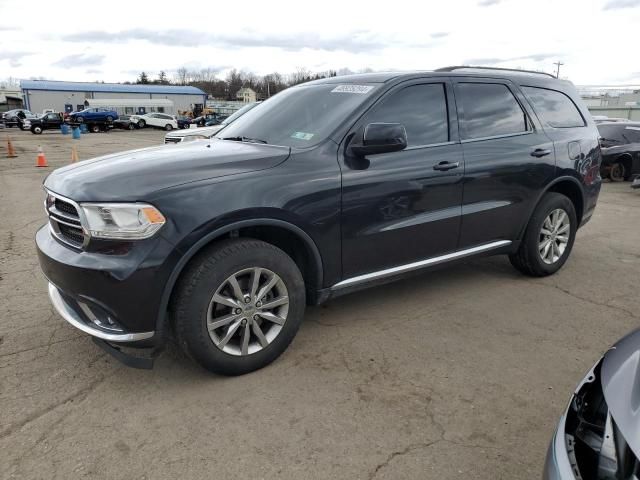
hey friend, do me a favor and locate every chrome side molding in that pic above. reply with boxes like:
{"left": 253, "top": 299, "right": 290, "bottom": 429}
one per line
{"left": 331, "top": 240, "right": 512, "bottom": 290}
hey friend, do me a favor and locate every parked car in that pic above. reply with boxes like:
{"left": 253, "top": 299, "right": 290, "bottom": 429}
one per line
{"left": 592, "top": 115, "right": 630, "bottom": 124}
{"left": 29, "top": 112, "right": 65, "bottom": 134}
{"left": 176, "top": 116, "right": 192, "bottom": 129}
{"left": 597, "top": 122, "right": 640, "bottom": 182}
{"left": 192, "top": 113, "right": 227, "bottom": 127}
{"left": 113, "top": 115, "right": 136, "bottom": 130}
{"left": 37, "top": 68, "right": 601, "bottom": 375}
{"left": 164, "top": 102, "right": 260, "bottom": 144}
{"left": 2, "top": 109, "right": 38, "bottom": 129}
{"left": 68, "top": 107, "right": 118, "bottom": 123}
{"left": 129, "top": 113, "right": 178, "bottom": 130}
{"left": 543, "top": 329, "right": 640, "bottom": 479}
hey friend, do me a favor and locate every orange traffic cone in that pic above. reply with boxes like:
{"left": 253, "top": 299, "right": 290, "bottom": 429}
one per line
{"left": 36, "top": 146, "right": 48, "bottom": 168}
{"left": 71, "top": 146, "right": 79, "bottom": 163}
{"left": 6, "top": 137, "right": 17, "bottom": 158}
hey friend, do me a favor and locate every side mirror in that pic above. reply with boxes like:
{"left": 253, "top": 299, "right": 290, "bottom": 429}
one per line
{"left": 350, "top": 123, "right": 408, "bottom": 157}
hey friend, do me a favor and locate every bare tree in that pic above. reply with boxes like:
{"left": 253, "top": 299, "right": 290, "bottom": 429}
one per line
{"left": 175, "top": 67, "right": 189, "bottom": 86}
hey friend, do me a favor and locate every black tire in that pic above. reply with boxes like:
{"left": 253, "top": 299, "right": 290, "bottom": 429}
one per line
{"left": 31, "top": 126, "right": 42, "bottom": 134}
{"left": 165, "top": 124, "right": 173, "bottom": 131}
{"left": 90, "top": 125, "right": 100, "bottom": 133}
{"left": 19, "top": 123, "right": 27, "bottom": 131}
{"left": 128, "top": 123, "right": 135, "bottom": 130}
{"left": 509, "top": 192, "right": 577, "bottom": 277}
{"left": 173, "top": 238, "right": 305, "bottom": 376}
{"left": 76, "top": 116, "right": 84, "bottom": 123}
{"left": 138, "top": 119, "right": 146, "bottom": 128}
{"left": 609, "top": 162, "right": 626, "bottom": 182}
{"left": 106, "top": 116, "right": 113, "bottom": 122}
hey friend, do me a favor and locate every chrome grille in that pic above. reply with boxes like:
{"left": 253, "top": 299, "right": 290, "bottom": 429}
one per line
{"left": 45, "top": 192, "right": 88, "bottom": 248}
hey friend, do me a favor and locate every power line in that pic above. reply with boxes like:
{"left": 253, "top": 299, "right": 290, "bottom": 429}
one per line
{"left": 553, "top": 61, "right": 564, "bottom": 79}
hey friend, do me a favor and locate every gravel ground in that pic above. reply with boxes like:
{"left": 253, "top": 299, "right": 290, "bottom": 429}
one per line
{"left": 1, "top": 127, "right": 639, "bottom": 479}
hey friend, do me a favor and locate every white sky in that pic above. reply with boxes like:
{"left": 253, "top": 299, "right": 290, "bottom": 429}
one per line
{"left": 1, "top": 0, "right": 639, "bottom": 85}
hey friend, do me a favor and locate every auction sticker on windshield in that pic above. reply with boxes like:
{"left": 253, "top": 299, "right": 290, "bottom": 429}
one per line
{"left": 331, "top": 85, "right": 374, "bottom": 94}
{"left": 291, "top": 131, "right": 314, "bottom": 140}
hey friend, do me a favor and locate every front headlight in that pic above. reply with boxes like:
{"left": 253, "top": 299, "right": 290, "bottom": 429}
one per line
{"left": 81, "top": 203, "right": 165, "bottom": 240}
{"left": 181, "top": 135, "right": 209, "bottom": 142}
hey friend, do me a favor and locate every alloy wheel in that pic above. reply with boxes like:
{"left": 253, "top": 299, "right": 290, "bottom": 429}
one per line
{"left": 539, "top": 208, "right": 570, "bottom": 264}
{"left": 207, "top": 267, "right": 289, "bottom": 356}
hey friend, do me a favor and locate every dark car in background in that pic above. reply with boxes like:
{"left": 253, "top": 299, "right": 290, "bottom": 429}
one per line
{"left": 29, "top": 112, "right": 64, "bottom": 134}
{"left": 193, "top": 112, "right": 227, "bottom": 127}
{"left": 68, "top": 107, "right": 118, "bottom": 123}
{"left": 3, "top": 109, "right": 38, "bottom": 129}
{"left": 597, "top": 122, "right": 640, "bottom": 181}
{"left": 543, "top": 329, "right": 640, "bottom": 479}
{"left": 176, "top": 116, "right": 192, "bottom": 129}
{"left": 113, "top": 115, "right": 136, "bottom": 130}
{"left": 37, "top": 67, "right": 601, "bottom": 376}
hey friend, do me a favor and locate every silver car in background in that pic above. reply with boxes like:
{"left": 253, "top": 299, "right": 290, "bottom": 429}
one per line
{"left": 164, "top": 102, "right": 260, "bottom": 144}
{"left": 544, "top": 329, "right": 640, "bottom": 479}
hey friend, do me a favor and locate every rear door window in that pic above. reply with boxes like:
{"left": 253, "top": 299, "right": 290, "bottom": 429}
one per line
{"left": 521, "top": 86, "right": 585, "bottom": 128}
{"left": 457, "top": 83, "right": 530, "bottom": 140}
{"left": 363, "top": 83, "right": 449, "bottom": 147}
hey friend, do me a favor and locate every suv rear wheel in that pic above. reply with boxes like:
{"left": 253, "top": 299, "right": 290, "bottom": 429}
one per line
{"left": 173, "top": 238, "right": 305, "bottom": 375}
{"left": 509, "top": 192, "right": 577, "bottom": 277}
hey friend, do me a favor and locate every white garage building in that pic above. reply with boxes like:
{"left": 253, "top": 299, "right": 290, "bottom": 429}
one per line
{"left": 21, "top": 80, "right": 206, "bottom": 115}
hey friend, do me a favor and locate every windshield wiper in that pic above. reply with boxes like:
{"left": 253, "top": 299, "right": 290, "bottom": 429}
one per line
{"left": 221, "top": 136, "right": 267, "bottom": 144}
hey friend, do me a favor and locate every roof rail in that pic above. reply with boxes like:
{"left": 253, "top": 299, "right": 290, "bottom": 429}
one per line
{"left": 435, "top": 65, "right": 557, "bottom": 79}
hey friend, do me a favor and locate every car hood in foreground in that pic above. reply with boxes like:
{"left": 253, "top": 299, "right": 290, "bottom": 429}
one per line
{"left": 44, "top": 139, "right": 290, "bottom": 201}
{"left": 602, "top": 328, "right": 640, "bottom": 457}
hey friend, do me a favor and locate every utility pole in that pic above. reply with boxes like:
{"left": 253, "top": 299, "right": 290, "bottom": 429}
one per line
{"left": 553, "top": 61, "right": 564, "bottom": 79}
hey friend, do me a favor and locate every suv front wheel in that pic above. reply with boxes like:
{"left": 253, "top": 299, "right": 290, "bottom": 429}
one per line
{"left": 173, "top": 238, "right": 305, "bottom": 375}
{"left": 509, "top": 192, "right": 577, "bottom": 277}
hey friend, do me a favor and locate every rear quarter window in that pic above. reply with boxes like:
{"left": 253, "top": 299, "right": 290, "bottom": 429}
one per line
{"left": 521, "top": 86, "right": 585, "bottom": 128}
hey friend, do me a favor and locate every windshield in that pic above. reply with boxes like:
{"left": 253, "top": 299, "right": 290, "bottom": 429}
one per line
{"left": 217, "top": 83, "right": 378, "bottom": 148}
{"left": 221, "top": 102, "right": 259, "bottom": 126}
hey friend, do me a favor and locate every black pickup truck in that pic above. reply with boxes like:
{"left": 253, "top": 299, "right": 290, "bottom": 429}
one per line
{"left": 29, "top": 112, "right": 65, "bottom": 134}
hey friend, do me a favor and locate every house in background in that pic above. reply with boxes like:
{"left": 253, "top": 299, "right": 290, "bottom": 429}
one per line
{"left": 0, "top": 84, "right": 23, "bottom": 112}
{"left": 236, "top": 87, "right": 257, "bottom": 103}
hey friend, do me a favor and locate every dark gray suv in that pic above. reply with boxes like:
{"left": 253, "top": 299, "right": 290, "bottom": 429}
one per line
{"left": 37, "top": 66, "right": 602, "bottom": 375}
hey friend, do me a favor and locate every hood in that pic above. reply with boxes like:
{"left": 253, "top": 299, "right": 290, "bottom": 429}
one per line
{"left": 167, "top": 125, "right": 224, "bottom": 139}
{"left": 601, "top": 328, "right": 640, "bottom": 458}
{"left": 44, "top": 138, "right": 290, "bottom": 201}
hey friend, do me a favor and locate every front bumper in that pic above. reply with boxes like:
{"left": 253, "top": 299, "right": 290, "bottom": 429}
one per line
{"left": 632, "top": 176, "right": 640, "bottom": 189}
{"left": 48, "top": 282, "right": 154, "bottom": 342}
{"left": 36, "top": 225, "right": 177, "bottom": 345}
{"left": 543, "top": 412, "right": 577, "bottom": 480}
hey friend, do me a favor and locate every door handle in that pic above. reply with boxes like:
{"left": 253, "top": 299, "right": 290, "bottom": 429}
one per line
{"left": 433, "top": 161, "right": 460, "bottom": 171}
{"left": 531, "top": 148, "right": 552, "bottom": 158}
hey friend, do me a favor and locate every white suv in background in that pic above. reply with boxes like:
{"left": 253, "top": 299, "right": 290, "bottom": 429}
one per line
{"left": 130, "top": 113, "right": 178, "bottom": 130}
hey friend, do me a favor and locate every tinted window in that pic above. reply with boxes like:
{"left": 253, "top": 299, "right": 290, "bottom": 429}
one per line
{"left": 458, "top": 83, "right": 529, "bottom": 139}
{"left": 623, "top": 125, "right": 640, "bottom": 143}
{"left": 364, "top": 84, "right": 449, "bottom": 146}
{"left": 598, "top": 124, "right": 640, "bottom": 145}
{"left": 522, "top": 86, "right": 585, "bottom": 128}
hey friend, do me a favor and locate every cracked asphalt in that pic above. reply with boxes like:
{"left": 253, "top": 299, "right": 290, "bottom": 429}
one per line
{"left": 1, "top": 127, "right": 639, "bottom": 479}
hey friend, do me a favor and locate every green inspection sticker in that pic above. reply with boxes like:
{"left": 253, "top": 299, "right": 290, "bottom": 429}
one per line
{"left": 291, "top": 131, "right": 314, "bottom": 141}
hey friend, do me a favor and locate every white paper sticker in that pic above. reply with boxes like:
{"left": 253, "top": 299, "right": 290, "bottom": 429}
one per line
{"left": 331, "top": 85, "right": 374, "bottom": 94}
